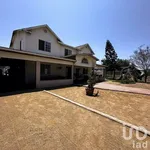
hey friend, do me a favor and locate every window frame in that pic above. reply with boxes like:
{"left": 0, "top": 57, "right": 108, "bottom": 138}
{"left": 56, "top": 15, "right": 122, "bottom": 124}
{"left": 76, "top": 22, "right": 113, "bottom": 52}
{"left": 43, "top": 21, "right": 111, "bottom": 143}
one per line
{"left": 39, "top": 39, "right": 51, "bottom": 52}
{"left": 82, "top": 58, "right": 88, "bottom": 64}
{"left": 65, "top": 49, "right": 72, "bottom": 56}
{"left": 44, "top": 41, "right": 51, "bottom": 52}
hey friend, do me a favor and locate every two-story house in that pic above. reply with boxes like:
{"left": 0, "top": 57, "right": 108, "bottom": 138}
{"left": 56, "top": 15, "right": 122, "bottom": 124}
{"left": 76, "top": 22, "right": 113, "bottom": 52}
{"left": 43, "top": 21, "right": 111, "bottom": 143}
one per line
{"left": 0, "top": 24, "right": 99, "bottom": 92}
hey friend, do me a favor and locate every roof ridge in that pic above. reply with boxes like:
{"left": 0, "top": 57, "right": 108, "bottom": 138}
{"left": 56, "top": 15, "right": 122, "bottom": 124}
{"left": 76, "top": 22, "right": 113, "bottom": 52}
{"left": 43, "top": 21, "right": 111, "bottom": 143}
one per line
{"left": 14, "top": 24, "right": 48, "bottom": 31}
{"left": 75, "top": 43, "right": 88, "bottom": 48}
{"left": 10, "top": 24, "right": 63, "bottom": 47}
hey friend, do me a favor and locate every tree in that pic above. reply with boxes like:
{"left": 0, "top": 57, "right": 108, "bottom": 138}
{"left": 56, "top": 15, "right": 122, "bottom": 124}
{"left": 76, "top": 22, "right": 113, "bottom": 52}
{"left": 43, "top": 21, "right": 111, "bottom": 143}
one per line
{"left": 103, "top": 40, "right": 118, "bottom": 79}
{"left": 86, "top": 69, "right": 97, "bottom": 96}
{"left": 118, "top": 63, "right": 143, "bottom": 82}
{"left": 102, "top": 58, "right": 129, "bottom": 70}
{"left": 116, "top": 59, "right": 130, "bottom": 70}
{"left": 130, "top": 46, "right": 150, "bottom": 83}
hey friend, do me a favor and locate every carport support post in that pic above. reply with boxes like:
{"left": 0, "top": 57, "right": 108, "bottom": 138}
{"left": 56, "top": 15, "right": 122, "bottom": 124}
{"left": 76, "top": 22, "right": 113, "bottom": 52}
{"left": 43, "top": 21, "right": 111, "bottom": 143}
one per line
{"left": 36, "top": 61, "right": 40, "bottom": 88}
{"left": 72, "top": 65, "right": 74, "bottom": 80}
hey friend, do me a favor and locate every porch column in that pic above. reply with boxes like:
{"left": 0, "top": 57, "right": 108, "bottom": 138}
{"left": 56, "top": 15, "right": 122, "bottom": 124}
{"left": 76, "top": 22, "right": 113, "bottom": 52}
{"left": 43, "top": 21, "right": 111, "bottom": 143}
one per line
{"left": 36, "top": 61, "right": 40, "bottom": 88}
{"left": 72, "top": 65, "right": 74, "bottom": 80}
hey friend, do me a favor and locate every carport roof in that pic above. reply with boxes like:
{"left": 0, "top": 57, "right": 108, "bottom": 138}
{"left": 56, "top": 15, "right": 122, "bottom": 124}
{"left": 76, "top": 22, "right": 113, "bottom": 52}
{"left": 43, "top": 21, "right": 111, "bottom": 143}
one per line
{"left": 0, "top": 46, "right": 76, "bottom": 63}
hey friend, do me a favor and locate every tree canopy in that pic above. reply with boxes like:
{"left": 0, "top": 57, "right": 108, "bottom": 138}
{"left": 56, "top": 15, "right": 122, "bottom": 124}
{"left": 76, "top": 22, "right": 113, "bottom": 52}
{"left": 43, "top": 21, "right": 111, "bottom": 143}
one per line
{"left": 105, "top": 40, "right": 118, "bottom": 69}
{"left": 130, "top": 46, "right": 150, "bottom": 82}
{"left": 102, "top": 40, "right": 118, "bottom": 79}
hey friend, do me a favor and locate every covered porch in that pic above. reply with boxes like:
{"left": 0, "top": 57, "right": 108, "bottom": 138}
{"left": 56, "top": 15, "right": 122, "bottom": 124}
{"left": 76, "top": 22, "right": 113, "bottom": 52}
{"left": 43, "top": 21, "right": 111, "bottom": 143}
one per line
{"left": 0, "top": 47, "right": 74, "bottom": 92}
{"left": 0, "top": 57, "right": 36, "bottom": 93}
{"left": 74, "top": 66, "right": 93, "bottom": 83}
{"left": 36, "top": 62, "right": 73, "bottom": 88}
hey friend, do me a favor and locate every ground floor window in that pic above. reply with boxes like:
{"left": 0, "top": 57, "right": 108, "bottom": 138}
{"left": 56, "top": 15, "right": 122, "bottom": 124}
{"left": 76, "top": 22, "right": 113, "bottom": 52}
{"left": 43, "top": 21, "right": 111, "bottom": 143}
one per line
{"left": 82, "top": 58, "right": 88, "bottom": 64}
{"left": 40, "top": 63, "right": 51, "bottom": 80}
{"left": 40, "top": 63, "right": 72, "bottom": 80}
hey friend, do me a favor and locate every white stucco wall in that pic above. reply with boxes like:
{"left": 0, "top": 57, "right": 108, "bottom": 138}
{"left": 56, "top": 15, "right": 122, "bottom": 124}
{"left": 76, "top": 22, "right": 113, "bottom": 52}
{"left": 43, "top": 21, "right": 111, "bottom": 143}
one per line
{"left": 95, "top": 65, "right": 106, "bottom": 76}
{"left": 75, "top": 55, "right": 96, "bottom": 68}
{"left": 11, "top": 27, "right": 78, "bottom": 57}
{"left": 25, "top": 28, "right": 63, "bottom": 57}
{"left": 60, "top": 45, "right": 77, "bottom": 56}
{"left": 37, "top": 79, "right": 73, "bottom": 88}
{"left": 11, "top": 31, "right": 26, "bottom": 50}
{"left": 78, "top": 47, "right": 92, "bottom": 54}
{"left": 10, "top": 27, "right": 98, "bottom": 70}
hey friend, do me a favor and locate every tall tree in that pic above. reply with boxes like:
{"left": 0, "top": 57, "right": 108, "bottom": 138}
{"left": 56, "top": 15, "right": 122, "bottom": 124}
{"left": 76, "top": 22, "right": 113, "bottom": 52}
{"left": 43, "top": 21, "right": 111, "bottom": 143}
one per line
{"left": 130, "top": 46, "right": 150, "bottom": 83}
{"left": 104, "top": 40, "right": 118, "bottom": 79}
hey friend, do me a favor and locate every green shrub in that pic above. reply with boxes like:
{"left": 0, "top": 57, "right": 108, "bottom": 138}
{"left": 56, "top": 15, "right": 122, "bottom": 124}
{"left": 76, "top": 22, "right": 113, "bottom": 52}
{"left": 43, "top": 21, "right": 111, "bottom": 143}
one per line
{"left": 120, "top": 79, "right": 135, "bottom": 84}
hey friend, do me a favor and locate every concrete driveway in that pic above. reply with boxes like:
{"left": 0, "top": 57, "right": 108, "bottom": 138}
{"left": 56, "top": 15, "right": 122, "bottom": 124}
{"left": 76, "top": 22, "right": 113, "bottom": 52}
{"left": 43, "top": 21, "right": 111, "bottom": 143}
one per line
{"left": 95, "top": 82, "right": 150, "bottom": 95}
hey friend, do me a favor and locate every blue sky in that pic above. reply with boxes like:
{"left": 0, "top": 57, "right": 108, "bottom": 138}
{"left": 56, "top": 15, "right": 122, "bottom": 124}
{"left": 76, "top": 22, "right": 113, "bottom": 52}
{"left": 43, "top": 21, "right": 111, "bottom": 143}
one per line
{"left": 0, "top": 0, "right": 150, "bottom": 62}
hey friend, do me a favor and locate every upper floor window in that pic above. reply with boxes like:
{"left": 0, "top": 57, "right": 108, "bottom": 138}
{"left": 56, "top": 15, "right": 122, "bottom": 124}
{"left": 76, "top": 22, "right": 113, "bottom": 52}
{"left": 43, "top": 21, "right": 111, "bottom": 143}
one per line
{"left": 39, "top": 40, "right": 51, "bottom": 52}
{"left": 65, "top": 49, "right": 72, "bottom": 56}
{"left": 82, "top": 58, "right": 88, "bottom": 64}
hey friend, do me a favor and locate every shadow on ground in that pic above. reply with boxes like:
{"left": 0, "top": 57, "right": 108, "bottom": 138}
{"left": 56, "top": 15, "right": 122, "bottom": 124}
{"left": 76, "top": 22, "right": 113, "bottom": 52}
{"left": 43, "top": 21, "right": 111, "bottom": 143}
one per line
{"left": 0, "top": 84, "right": 87, "bottom": 97}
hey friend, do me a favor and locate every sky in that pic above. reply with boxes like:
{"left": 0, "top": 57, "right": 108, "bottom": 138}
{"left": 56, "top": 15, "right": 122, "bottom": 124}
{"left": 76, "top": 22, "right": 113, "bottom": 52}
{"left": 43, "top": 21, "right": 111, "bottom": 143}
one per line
{"left": 0, "top": 0, "right": 150, "bottom": 62}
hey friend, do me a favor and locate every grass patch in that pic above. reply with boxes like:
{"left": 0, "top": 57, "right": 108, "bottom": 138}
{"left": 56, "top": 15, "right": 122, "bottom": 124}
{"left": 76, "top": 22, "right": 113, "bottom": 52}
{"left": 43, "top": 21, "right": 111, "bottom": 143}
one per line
{"left": 108, "top": 79, "right": 136, "bottom": 84}
{"left": 106, "top": 80, "right": 150, "bottom": 90}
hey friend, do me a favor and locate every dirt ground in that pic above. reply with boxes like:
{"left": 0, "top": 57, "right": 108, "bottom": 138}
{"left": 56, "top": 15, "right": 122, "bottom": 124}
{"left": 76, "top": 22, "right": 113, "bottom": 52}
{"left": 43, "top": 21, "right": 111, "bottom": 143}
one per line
{"left": 50, "top": 86, "right": 150, "bottom": 131}
{"left": 107, "top": 80, "right": 150, "bottom": 90}
{"left": 0, "top": 90, "right": 150, "bottom": 150}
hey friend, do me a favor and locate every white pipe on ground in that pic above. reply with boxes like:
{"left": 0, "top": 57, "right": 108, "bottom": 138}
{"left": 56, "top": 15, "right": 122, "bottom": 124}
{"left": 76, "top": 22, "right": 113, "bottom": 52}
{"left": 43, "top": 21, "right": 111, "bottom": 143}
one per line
{"left": 43, "top": 90, "right": 150, "bottom": 136}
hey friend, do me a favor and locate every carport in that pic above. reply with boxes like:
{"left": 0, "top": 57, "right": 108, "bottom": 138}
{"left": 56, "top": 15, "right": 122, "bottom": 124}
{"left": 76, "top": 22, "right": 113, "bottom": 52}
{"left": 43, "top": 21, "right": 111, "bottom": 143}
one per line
{"left": 0, "top": 57, "right": 36, "bottom": 93}
{"left": 0, "top": 47, "right": 75, "bottom": 93}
